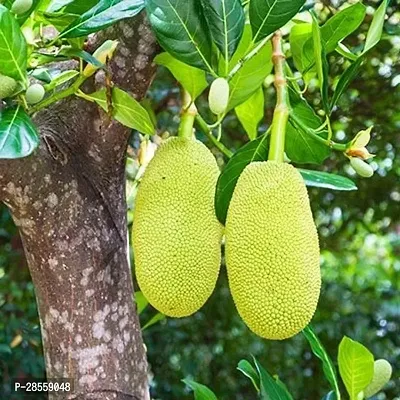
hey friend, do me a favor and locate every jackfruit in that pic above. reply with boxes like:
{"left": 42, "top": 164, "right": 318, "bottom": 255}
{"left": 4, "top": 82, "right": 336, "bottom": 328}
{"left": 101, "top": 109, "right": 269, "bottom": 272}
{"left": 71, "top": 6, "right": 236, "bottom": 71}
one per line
{"left": 209, "top": 78, "right": 230, "bottom": 115}
{"left": 225, "top": 161, "right": 320, "bottom": 340}
{"left": 133, "top": 137, "right": 222, "bottom": 317}
{"left": 0, "top": 74, "right": 17, "bottom": 99}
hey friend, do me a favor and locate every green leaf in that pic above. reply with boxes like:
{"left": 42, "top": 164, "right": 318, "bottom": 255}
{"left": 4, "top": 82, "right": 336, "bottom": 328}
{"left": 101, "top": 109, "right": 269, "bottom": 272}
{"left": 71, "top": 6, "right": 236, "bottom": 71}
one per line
{"left": 322, "top": 391, "right": 337, "bottom": 400}
{"left": 146, "top": 0, "right": 213, "bottom": 73}
{"left": 363, "top": 0, "right": 388, "bottom": 53}
{"left": 134, "top": 291, "right": 148, "bottom": 315}
{"left": 47, "top": 0, "right": 98, "bottom": 14}
{"left": 235, "top": 87, "right": 264, "bottom": 140}
{"left": 250, "top": 0, "right": 305, "bottom": 43}
{"left": 253, "top": 356, "right": 292, "bottom": 400}
{"left": 299, "top": 169, "right": 357, "bottom": 191}
{"left": 290, "top": 3, "right": 366, "bottom": 73}
{"left": 311, "top": 12, "right": 329, "bottom": 113}
{"left": 60, "top": 0, "right": 145, "bottom": 38}
{"left": 338, "top": 336, "right": 374, "bottom": 400}
{"left": 228, "top": 26, "right": 272, "bottom": 110}
{"left": 302, "top": 326, "right": 341, "bottom": 399}
{"left": 330, "top": 57, "right": 363, "bottom": 110}
{"left": 182, "top": 379, "right": 218, "bottom": 400}
{"left": 214, "top": 134, "right": 269, "bottom": 225}
{"left": 0, "top": 5, "right": 27, "bottom": 81}
{"left": 154, "top": 53, "right": 208, "bottom": 100}
{"left": 0, "top": 106, "right": 40, "bottom": 159}
{"left": 237, "top": 359, "right": 260, "bottom": 392}
{"left": 60, "top": 48, "right": 104, "bottom": 69}
{"left": 45, "top": 70, "right": 79, "bottom": 90}
{"left": 30, "top": 68, "right": 53, "bottom": 83}
{"left": 83, "top": 87, "right": 155, "bottom": 135}
{"left": 200, "top": 0, "right": 245, "bottom": 63}
{"left": 286, "top": 88, "right": 330, "bottom": 164}
{"left": 142, "top": 312, "right": 166, "bottom": 330}
{"left": 38, "top": 11, "right": 79, "bottom": 32}
{"left": 275, "top": 377, "right": 294, "bottom": 400}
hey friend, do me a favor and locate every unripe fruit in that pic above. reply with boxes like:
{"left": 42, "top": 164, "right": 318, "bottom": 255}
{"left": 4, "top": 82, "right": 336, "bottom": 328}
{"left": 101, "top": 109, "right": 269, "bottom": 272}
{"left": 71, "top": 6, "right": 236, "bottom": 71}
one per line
{"left": 350, "top": 157, "right": 374, "bottom": 178}
{"left": 133, "top": 137, "right": 223, "bottom": 317}
{"left": 364, "top": 359, "right": 392, "bottom": 398}
{"left": 225, "top": 161, "right": 320, "bottom": 340}
{"left": 26, "top": 84, "right": 45, "bottom": 104}
{"left": 11, "top": 0, "right": 33, "bottom": 15}
{"left": 0, "top": 74, "right": 18, "bottom": 99}
{"left": 209, "top": 77, "right": 229, "bottom": 115}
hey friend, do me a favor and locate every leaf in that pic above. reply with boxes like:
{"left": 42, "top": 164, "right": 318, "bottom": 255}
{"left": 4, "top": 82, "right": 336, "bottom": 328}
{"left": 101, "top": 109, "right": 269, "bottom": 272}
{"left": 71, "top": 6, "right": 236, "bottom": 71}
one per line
{"left": 60, "top": 48, "right": 105, "bottom": 69}
{"left": 299, "top": 169, "right": 357, "bottom": 191}
{"left": 322, "top": 391, "right": 337, "bottom": 400}
{"left": 38, "top": 11, "right": 79, "bottom": 32}
{"left": 235, "top": 87, "right": 264, "bottom": 140}
{"left": 142, "top": 312, "right": 166, "bottom": 330}
{"left": 302, "top": 326, "right": 341, "bottom": 399}
{"left": 253, "top": 356, "right": 293, "bottom": 400}
{"left": 45, "top": 70, "right": 79, "bottom": 90}
{"left": 4, "top": 0, "right": 40, "bottom": 25}
{"left": 363, "top": 0, "right": 388, "bottom": 53}
{"left": 182, "top": 379, "right": 218, "bottom": 400}
{"left": 134, "top": 291, "right": 148, "bottom": 315}
{"left": 214, "top": 134, "right": 269, "bottom": 225}
{"left": 146, "top": 0, "right": 213, "bottom": 72}
{"left": 228, "top": 26, "right": 272, "bottom": 110}
{"left": 275, "top": 377, "right": 294, "bottom": 400}
{"left": 60, "top": 0, "right": 145, "bottom": 38}
{"left": 338, "top": 336, "right": 374, "bottom": 400}
{"left": 84, "top": 87, "right": 155, "bottom": 135}
{"left": 250, "top": 0, "right": 305, "bottom": 43}
{"left": 311, "top": 12, "right": 329, "bottom": 113}
{"left": 47, "top": 0, "right": 98, "bottom": 14}
{"left": 330, "top": 57, "right": 363, "bottom": 110}
{"left": 200, "top": 0, "right": 245, "bottom": 64}
{"left": 154, "top": 53, "right": 208, "bottom": 100}
{"left": 286, "top": 88, "right": 330, "bottom": 164}
{"left": 0, "top": 5, "right": 27, "bottom": 81}
{"left": 237, "top": 359, "right": 260, "bottom": 392}
{"left": 290, "top": 3, "right": 366, "bottom": 73}
{"left": 0, "top": 106, "right": 40, "bottom": 159}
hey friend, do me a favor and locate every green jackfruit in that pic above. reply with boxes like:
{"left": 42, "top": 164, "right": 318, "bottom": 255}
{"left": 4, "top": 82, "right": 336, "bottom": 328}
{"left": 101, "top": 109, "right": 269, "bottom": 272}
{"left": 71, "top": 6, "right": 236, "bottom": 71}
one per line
{"left": 133, "top": 137, "right": 222, "bottom": 317}
{"left": 0, "top": 74, "right": 17, "bottom": 99}
{"left": 225, "top": 161, "right": 321, "bottom": 340}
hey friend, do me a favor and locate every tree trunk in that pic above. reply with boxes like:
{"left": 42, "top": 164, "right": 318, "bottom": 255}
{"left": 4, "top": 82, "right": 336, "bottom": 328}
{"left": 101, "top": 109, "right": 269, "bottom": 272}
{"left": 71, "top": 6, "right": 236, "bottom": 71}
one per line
{"left": 0, "top": 13, "right": 158, "bottom": 400}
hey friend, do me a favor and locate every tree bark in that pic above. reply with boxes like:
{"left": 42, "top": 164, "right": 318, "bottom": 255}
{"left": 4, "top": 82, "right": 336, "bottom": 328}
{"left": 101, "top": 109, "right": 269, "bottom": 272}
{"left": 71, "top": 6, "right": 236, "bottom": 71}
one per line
{"left": 0, "top": 13, "right": 158, "bottom": 400}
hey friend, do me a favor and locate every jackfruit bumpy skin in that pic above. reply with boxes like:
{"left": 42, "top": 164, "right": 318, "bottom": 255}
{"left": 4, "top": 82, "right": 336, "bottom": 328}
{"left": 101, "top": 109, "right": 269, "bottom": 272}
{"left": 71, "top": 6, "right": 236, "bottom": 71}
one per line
{"left": 225, "top": 161, "right": 321, "bottom": 340}
{"left": 133, "top": 137, "right": 223, "bottom": 317}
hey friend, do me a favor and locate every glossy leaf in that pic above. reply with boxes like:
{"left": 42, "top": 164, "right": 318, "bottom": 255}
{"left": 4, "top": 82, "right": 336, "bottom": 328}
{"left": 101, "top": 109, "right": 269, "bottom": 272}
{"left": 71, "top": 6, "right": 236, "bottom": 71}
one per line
{"left": 182, "top": 379, "right": 218, "bottom": 400}
{"left": 146, "top": 0, "right": 213, "bottom": 72}
{"left": 61, "top": 0, "right": 145, "bottom": 38}
{"left": 0, "top": 5, "right": 27, "bottom": 81}
{"left": 84, "top": 87, "right": 155, "bottom": 135}
{"left": 331, "top": 57, "right": 363, "bottom": 110}
{"left": 154, "top": 53, "right": 208, "bottom": 100}
{"left": 322, "top": 391, "right": 337, "bottom": 400}
{"left": 311, "top": 12, "right": 329, "bottom": 113}
{"left": 250, "top": 0, "right": 305, "bottom": 43}
{"left": 286, "top": 88, "right": 330, "bottom": 164}
{"left": 237, "top": 359, "right": 260, "bottom": 392}
{"left": 47, "top": 0, "right": 98, "bottom": 14}
{"left": 214, "top": 134, "right": 269, "bottom": 225}
{"left": 302, "top": 326, "right": 341, "bottom": 399}
{"left": 228, "top": 26, "right": 272, "bottom": 110}
{"left": 235, "top": 87, "right": 264, "bottom": 140}
{"left": 290, "top": 23, "right": 313, "bottom": 73}
{"left": 253, "top": 356, "right": 292, "bottom": 400}
{"left": 338, "top": 336, "right": 374, "bottom": 400}
{"left": 38, "top": 11, "right": 79, "bottom": 32}
{"left": 45, "top": 70, "right": 79, "bottom": 90}
{"left": 364, "top": 0, "right": 388, "bottom": 53}
{"left": 60, "top": 48, "right": 104, "bottom": 69}
{"left": 200, "top": 0, "right": 245, "bottom": 63}
{"left": 0, "top": 106, "right": 40, "bottom": 159}
{"left": 299, "top": 169, "right": 357, "bottom": 191}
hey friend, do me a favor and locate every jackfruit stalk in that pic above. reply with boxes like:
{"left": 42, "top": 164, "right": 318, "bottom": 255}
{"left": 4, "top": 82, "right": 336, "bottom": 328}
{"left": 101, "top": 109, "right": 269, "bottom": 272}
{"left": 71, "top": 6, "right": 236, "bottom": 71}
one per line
{"left": 225, "top": 161, "right": 321, "bottom": 340}
{"left": 133, "top": 137, "right": 222, "bottom": 317}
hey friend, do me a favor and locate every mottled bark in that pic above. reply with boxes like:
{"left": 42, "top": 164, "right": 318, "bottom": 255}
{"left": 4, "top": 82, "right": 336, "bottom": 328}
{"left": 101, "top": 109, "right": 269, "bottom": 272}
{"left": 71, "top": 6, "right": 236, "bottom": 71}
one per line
{"left": 0, "top": 13, "right": 158, "bottom": 400}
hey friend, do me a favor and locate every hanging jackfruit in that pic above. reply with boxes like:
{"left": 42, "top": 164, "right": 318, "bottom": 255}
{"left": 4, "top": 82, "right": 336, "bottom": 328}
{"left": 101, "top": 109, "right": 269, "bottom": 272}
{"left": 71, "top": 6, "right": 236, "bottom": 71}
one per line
{"left": 0, "top": 74, "right": 17, "bottom": 99}
{"left": 225, "top": 161, "right": 320, "bottom": 340}
{"left": 133, "top": 137, "right": 223, "bottom": 317}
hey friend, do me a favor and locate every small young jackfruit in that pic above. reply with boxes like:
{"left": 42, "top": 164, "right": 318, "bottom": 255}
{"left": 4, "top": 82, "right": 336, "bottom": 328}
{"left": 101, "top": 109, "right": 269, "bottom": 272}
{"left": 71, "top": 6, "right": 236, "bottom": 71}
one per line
{"left": 133, "top": 137, "right": 223, "bottom": 317}
{"left": 209, "top": 77, "right": 230, "bottom": 115}
{"left": 0, "top": 74, "right": 18, "bottom": 99}
{"left": 225, "top": 161, "right": 321, "bottom": 340}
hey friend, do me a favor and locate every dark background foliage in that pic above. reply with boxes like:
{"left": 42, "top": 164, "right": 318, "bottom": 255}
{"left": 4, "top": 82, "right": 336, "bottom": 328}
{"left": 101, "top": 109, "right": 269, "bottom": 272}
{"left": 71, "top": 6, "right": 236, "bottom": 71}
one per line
{"left": 1, "top": 1, "right": 399, "bottom": 399}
